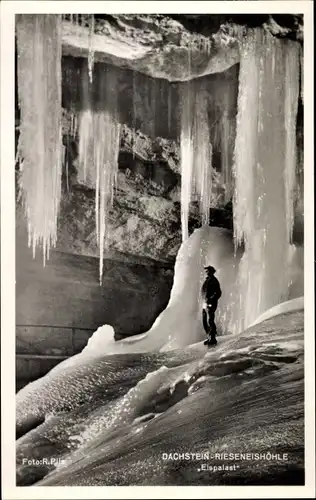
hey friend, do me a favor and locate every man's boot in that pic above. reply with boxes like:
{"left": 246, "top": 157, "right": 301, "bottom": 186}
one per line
{"left": 209, "top": 335, "right": 217, "bottom": 345}
{"left": 209, "top": 327, "right": 217, "bottom": 345}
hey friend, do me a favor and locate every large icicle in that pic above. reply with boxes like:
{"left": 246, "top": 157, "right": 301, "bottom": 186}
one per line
{"left": 192, "top": 80, "right": 212, "bottom": 225}
{"left": 284, "top": 40, "right": 300, "bottom": 241}
{"left": 95, "top": 111, "right": 121, "bottom": 283}
{"left": 180, "top": 76, "right": 213, "bottom": 240}
{"left": 77, "top": 64, "right": 121, "bottom": 284}
{"left": 167, "top": 84, "right": 172, "bottom": 134}
{"left": 300, "top": 44, "right": 304, "bottom": 103}
{"left": 220, "top": 85, "right": 236, "bottom": 205}
{"left": 180, "top": 80, "right": 194, "bottom": 241}
{"left": 88, "top": 14, "right": 95, "bottom": 83}
{"left": 233, "top": 28, "right": 300, "bottom": 330}
{"left": 78, "top": 65, "right": 94, "bottom": 187}
{"left": 132, "top": 71, "right": 137, "bottom": 156}
{"left": 16, "top": 14, "right": 63, "bottom": 264}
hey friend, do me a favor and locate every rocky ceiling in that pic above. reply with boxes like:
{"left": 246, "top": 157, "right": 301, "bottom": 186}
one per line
{"left": 62, "top": 13, "right": 303, "bottom": 81}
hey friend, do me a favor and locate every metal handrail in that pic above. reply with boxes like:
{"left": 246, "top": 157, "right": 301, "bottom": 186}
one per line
{"left": 16, "top": 353, "right": 69, "bottom": 360}
{"left": 16, "top": 324, "right": 96, "bottom": 332}
{"left": 16, "top": 324, "right": 96, "bottom": 357}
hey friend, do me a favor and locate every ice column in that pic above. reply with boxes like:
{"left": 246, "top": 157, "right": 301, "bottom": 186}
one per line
{"left": 233, "top": 28, "right": 301, "bottom": 330}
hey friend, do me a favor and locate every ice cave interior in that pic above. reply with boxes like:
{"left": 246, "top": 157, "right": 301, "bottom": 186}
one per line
{"left": 14, "top": 14, "right": 306, "bottom": 488}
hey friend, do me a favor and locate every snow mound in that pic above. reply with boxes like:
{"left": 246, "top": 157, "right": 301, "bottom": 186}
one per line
{"left": 250, "top": 296, "right": 304, "bottom": 327}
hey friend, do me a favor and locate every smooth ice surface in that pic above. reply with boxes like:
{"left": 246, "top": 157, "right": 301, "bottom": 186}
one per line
{"left": 80, "top": 225, "right": 243, "bottom": 355}
{"left": 16, "top": 310, "right": 304, "bottom": 486}
{"left": 16, "top": 15, "right": 63, "bottom": 264}
{"left": 250, "top": 296, "right": 303, "bottom": 327}
{"left": 233, "top": 29, "right": 301, "bottom": 330}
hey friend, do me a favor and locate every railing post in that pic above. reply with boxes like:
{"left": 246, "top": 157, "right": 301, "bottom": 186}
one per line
{"left": 71, "top": 327, "right": 75, "bottom": 355}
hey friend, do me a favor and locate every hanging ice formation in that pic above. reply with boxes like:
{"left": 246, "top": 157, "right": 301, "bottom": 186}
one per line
{"left": 180, "top": 50, "right": 213, "bottom": 241}
{"left": 78, "top": 66, "right": 93, "bottom": 186}
{"left": 150, "top": 77, "right": 156, "bottom": 140}
{"left": 16, "top": 14, "right": 63, "bottom": 264}
{"left": 180, "top": 80, "right": 194, "bottom": 242}
{"left": 167, "top": 84, "right": 172, "bottom": 134}
{"left": 192, "top": 81, "right": 213, "bottom": 226}
{"left": 88, "top": 15, "right": 95, "bottom": 83}
{"left": 300, "top": 44, "right": 304, "bottom": 103}
{"left": 233, "top": 28, "right": 300, "bottom": 330}
{"left": 78, "top": 64, "right": 121, "bottom": 284}
{"left": 132, "top": 71, "right": 137, "bottom": 156}
{"left": 284, "top": 40, "right": 300, "bottom": 241}
{"left": 220, "top": 83, "right": 236, "bottom": 205}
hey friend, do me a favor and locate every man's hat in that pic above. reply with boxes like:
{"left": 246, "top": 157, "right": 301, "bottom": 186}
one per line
{"left": 204, "top": 265, "right": 216, "bottom": 273}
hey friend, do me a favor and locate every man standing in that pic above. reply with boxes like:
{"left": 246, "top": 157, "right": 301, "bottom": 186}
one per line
{"left": 201, "top": 266, "right": 222, "bottom": 345}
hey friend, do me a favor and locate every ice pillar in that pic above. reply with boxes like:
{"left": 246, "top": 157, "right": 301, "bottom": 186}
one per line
{"left": 233, "top": 28, "right": 301, "bottom": 329}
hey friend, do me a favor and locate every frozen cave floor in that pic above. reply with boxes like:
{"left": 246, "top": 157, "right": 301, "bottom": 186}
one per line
{"left": 16, "top": 309, "right": 304, "bottom": 486}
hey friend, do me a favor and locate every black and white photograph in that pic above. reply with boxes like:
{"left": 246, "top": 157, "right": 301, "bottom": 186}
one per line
{"left": 1, "top": 1, "right": 315, "bottom": 497}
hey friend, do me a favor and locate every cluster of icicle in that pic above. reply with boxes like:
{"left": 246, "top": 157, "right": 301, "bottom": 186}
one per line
{"left": 16, "top": 15, "right": 63, "bottom": 264}
{"left": 77, "top": 65, "right": 121, "bottom": 284}
{"left": 180, "top": 78, "right": 213, "bottom": 241}
{"left": 180, "top": 32, "right": 212, "bottom": 57}
{"left": 17, "top": 14, "right": 120, "bottom": 283}
{"left": 179, "top": 45, "right": 238, "bottom": 241}
{"left": 62, "top": 14, "right": 96, "bottom": 83}
{"left": 233, "top": 28, "right": 300, "bottom": 330}
{"left": 61, "top": 14, "right": 93, "bottom": 28}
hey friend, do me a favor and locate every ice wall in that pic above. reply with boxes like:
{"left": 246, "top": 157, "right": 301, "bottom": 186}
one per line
{"left": 80, "top": 225, "right": 241, "bottom": 356}
{"left": 233, "top": 28, "right": 301, "bottom": 330}
{"left": 16, "top": 15, "right": 63, "bottom": 264}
